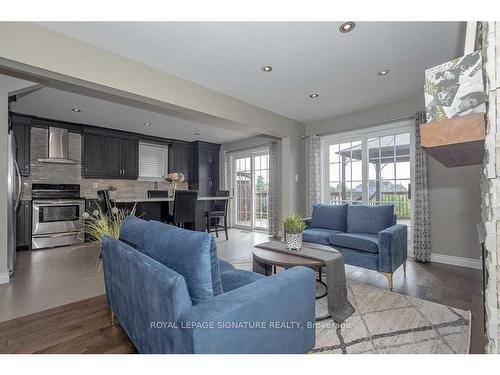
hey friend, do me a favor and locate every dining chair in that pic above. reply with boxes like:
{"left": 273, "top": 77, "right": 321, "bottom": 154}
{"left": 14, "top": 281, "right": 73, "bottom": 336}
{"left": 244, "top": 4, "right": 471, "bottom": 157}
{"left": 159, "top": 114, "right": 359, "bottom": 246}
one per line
{"left": 167, "top": 190, "right": 199, "bottom": 229}
{"left": 147, "top": 190, "right": 170, "bottom": 222}
{"left": 205, "top": 190, "right": 229, "bottom": 240}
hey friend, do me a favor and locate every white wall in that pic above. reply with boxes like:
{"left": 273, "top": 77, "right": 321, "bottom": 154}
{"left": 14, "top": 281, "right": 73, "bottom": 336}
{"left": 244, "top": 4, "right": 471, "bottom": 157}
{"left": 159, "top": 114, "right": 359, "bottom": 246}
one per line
{"left": 306, "top": 96, "right": 424, "bottom": 136}
{"left": 282, "top": 134, "right": 306, "bottom": 217}
{"left": 428, "top": 158, "right": 481, "bottom": 260}
{"left": 304, "top": 95, "right": 481, "bottom": 262}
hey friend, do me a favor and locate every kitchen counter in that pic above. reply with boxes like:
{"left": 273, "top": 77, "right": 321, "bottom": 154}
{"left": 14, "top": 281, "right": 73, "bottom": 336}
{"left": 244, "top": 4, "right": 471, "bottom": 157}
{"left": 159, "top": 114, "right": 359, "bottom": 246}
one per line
{"left": 113, "top": 196, "right": 232, "bottom": 203}
{"left": 110, "top": 195, "right": 232, "bottom": 231}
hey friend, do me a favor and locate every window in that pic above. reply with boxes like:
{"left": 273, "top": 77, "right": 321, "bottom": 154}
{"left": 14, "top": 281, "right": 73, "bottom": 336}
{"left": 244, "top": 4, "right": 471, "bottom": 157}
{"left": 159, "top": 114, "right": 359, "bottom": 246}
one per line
{"left": 328, "top": 140, "right": 362, "bottom": 204}
{"left": 138, "top": 142, "right": 168, "bottom": 180}
{"left": 322, "top": 120, "right": 414, "bottom": 227}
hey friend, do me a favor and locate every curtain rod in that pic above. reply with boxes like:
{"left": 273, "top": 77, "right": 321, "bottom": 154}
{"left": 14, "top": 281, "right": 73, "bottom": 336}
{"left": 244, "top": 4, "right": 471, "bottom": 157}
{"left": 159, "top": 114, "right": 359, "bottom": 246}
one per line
{"left": 223, "top": 140, "right": 278, "bottom": 155}
{"left": 302, "top": 114, "right": 416, "bottom": 139}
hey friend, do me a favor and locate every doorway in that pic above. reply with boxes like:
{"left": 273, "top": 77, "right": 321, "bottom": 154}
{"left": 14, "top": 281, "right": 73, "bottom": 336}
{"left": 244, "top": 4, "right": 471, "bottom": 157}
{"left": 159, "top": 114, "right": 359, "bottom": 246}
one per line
{"left": 322, "top": 120, "right": 415, "bottom": 254}
{"left": 232, "top": 150, "right": 270, "bottom": 231}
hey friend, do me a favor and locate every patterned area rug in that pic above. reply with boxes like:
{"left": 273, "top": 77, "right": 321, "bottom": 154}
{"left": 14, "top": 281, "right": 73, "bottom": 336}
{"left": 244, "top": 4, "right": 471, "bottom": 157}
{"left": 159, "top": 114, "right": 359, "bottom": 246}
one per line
{"left": 314, "top": 282, "right": 470, "bottom": 354}
{"left": 231, "top": 259, "right": 471, "bottom": 354}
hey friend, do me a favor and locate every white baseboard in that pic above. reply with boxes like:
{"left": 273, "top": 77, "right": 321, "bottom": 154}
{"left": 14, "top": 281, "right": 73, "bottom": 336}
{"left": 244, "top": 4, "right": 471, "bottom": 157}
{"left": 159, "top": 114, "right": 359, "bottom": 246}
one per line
{"left": 430, "top": 253, "right": 482, "bottom": 270}
{"left": 0, "top": 272, "right": 9, "bottom": 284}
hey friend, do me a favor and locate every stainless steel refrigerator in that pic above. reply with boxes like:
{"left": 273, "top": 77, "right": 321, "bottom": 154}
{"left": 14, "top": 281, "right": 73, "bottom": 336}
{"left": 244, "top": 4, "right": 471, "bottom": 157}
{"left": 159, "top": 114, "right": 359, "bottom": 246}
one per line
{"left": 7, "top": 122, "right": 21, "bottom": 276}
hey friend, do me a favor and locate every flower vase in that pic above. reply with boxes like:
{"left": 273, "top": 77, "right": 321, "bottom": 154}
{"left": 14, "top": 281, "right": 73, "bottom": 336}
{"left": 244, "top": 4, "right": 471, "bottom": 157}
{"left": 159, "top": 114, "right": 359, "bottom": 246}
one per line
{"left": 170, "top": 181, "right": 178, "bottom": 198}
{"left": 286, "top": 232, "right": 303, "bottom": 251}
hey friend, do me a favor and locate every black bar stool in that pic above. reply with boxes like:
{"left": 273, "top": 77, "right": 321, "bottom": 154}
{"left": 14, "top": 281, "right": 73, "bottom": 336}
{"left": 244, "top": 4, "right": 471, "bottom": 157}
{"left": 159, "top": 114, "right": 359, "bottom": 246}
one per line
{"left": 147, "top": 190, "right": 170, "bottom": 222}
{"left": 205, "top": 190, "right": 229, "bottom": 240}
{"left": 167, "top": 190, "right": 198, "bottom": 229}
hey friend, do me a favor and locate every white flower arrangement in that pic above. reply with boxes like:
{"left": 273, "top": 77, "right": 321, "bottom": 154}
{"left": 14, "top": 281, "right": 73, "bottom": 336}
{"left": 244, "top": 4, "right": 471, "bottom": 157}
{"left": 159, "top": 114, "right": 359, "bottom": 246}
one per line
{"left": 163, "top": 172, "right": 185, "bottom": 183}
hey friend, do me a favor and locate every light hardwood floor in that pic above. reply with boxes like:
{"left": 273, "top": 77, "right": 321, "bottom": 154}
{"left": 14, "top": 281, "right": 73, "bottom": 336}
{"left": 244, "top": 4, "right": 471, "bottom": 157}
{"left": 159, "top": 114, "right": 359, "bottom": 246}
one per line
{"left": 0, "top": 228, "right": 485, "bottom": 353}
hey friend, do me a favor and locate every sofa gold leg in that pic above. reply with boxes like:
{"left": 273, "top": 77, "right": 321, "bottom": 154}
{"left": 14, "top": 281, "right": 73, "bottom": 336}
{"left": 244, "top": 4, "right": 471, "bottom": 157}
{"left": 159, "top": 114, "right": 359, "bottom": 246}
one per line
{"left": 111, "top": 310, "right": 115, "bottom": 326}
{"left": 380, "top": 272, "right": 393, "bottom": 291}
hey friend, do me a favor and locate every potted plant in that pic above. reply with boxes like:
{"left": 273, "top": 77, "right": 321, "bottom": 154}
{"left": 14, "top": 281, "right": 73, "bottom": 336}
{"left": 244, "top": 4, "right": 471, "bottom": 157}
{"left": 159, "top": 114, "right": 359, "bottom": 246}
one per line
{"left": 163, "top": 172, "right": 186, "bottom": 197}
{"left": 81, "top": 204, "right": 136, "bottom": 269}
{"left": 283, "top": 214, "right": 306, "bottom": 250}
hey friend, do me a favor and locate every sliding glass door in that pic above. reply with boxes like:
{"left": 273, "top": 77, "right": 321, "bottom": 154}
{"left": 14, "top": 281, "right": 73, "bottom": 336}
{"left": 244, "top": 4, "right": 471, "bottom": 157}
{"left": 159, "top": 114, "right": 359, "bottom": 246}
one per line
{"left": 367, "top": 133, "right": 412, "bottom": 226}
{"left": 327, "top": 140, "right": 363, "bottom": 205}
{"left": 232, "top": 151, "right": 269, "bottom": 230}
{"left": 234, "top": 156, "right": 252, "bottom": 227}
{"left": 323, "top": 122, "right": 414, "bottom": 231}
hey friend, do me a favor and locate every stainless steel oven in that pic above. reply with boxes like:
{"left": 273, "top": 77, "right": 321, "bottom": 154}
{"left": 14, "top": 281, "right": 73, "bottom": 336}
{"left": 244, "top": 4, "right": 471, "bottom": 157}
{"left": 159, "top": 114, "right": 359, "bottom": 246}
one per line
{"left": 31, "top": 184, "right": 85, "bottom": 249}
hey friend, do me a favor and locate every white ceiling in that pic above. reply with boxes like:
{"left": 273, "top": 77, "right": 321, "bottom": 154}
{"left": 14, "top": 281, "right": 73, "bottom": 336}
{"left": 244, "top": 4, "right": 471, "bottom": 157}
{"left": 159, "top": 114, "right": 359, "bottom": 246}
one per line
{"left": 40, "top": 22, "right": 465, "bottom": 123}
{"left": 11, "top": 87, "right": 255, "bottom": 143}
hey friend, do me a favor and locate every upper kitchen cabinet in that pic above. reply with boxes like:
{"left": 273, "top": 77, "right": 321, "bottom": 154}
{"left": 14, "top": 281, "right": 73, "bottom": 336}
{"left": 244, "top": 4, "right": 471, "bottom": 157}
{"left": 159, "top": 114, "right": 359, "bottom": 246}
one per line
{"left": 191, "top": 142, "right": 220, "bottom": 196}
{"left": 82, "top": 133, "right": 138, "bottom": 179}
{"left": 168, "top": 141, "right": 192, "bottom": 180}
{"left": 120, "top": 139, "right": 139, "bottom": 178}
{"left": 82, "top": 134, "right": 105, "bottom": 177}
{"left": 10, "top": 115, "right": 31, "bottom": 176}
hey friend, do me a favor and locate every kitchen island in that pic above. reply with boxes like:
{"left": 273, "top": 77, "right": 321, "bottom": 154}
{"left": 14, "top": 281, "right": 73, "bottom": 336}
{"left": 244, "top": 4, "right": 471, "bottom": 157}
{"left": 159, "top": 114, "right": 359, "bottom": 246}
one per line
{"left": 113, "top": 196, "right": 232, "bottom": 203}
{"left": 112, "top": 195, "right": 232, "bottom": 231}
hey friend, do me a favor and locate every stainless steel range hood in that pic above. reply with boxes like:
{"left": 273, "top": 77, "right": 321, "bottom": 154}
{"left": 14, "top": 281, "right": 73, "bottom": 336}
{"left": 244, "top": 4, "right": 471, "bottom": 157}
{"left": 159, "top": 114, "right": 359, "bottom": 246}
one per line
{"left": 38, "top": 127, "right": 79, "bottom": 164}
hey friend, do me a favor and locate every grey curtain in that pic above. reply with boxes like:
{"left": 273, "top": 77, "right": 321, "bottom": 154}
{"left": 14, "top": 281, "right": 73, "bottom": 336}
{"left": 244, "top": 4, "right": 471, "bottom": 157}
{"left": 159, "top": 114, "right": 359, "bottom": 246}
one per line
{"left": 308, "top": 134, "right": 322, "bottom": 215}
{"left": 268, "top": 142, "right": 278, "bottom": 236}
{"left": 413, "top": 111, "right": 431, "bottom": 262}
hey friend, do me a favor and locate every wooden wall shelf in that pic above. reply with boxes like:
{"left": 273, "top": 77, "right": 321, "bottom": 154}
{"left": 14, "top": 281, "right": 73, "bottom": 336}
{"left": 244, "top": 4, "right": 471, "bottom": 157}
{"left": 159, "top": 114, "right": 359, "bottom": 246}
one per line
{"left": 420, "top": 113, "right": 485, "bottom": 167}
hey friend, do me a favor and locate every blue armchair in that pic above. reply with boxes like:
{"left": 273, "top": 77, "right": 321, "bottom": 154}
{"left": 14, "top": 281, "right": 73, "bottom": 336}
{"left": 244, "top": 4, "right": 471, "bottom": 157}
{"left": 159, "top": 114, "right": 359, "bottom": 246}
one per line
{"left": 101, "top": 216, "right": 316, "bottom": 353}
{"left": 303, "top": 204, "right": 407, "bottom": 290}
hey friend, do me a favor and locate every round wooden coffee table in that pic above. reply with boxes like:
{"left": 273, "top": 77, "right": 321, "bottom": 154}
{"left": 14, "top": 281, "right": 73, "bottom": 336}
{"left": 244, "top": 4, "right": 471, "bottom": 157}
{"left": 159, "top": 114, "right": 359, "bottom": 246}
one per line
{"left": 252, "top": 247, "right": 327, "bottom": 299}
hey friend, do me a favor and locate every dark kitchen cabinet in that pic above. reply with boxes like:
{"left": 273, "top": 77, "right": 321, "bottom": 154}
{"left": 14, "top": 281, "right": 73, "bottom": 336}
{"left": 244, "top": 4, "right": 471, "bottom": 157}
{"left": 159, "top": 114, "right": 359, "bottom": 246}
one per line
{"left": 191, "top": 142, "right": 220, "bottom": 197}
{"left": 13, "top": 124, "right": 30, "bottom": 176}
{"left": 104, "top": 137, "right": 122, "bottom": 177}
{"left": 168, "top": 141, "right": 192, "bottom": 180}
{"left": 197, "top": 178, "right": 218, "bottom": 197}
{"left": 82, "top": 134, "right": 105, "bottom": 177}
{"left": 121, "top": 139, "right": 139, "bottom": 178}
{"left": 16, "top": 200, "right": 31, "bottom": 249}
{"left": 83, "top": 134, "right": 138, "bottom": 179}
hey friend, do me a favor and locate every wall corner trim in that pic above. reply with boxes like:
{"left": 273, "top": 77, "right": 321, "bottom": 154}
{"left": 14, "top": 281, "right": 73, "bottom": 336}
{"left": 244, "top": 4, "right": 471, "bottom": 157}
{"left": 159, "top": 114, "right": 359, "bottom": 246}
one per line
{"left": 430, "top": 253, "right": 482, "bottom": 270}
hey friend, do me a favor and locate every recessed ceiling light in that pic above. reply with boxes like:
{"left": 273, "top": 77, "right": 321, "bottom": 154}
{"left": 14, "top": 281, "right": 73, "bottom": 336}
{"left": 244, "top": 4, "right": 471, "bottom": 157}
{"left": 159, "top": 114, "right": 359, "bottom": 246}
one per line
{"left": 72, "top": 108, "right": 81, "bottom": 112}
{"left": 193, "top": 132, "right": 200, "bottom": 136}
{"left": 144, "top": 122, "right": 151, "bottom": 127}
{"left": 261, "top": 65, "right": 273, "bottom": 72}
{"left": 339, "top": 22, "right": 355, "bottom": 33}
{"left": 309, "top": 93, "right": 320, "bottom": 99}
{"left": 377, "top": 69, "right": 390, "bottom": 76}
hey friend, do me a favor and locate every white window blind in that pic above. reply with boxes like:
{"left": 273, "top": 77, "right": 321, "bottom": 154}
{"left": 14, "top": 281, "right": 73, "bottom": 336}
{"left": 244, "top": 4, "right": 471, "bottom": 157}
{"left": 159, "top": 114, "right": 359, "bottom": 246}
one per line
{"left": 139, "top": 142, "right": 168, "bottom": 180}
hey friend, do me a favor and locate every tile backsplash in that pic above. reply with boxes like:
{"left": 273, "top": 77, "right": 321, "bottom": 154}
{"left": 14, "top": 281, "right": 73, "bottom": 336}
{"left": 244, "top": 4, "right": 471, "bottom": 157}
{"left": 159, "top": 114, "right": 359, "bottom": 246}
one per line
{"left": 21, "top": 128, "right": 186, "bottom": 200}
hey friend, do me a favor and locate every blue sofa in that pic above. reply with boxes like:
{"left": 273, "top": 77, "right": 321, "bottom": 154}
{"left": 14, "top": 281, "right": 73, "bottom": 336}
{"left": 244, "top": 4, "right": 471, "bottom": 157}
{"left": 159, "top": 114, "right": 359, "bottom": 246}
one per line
{"left": 101, "top": 216, "right": 316, "bottom": 354}
{"left": 303, "top": 204, "right": 407, "bottom": 290}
